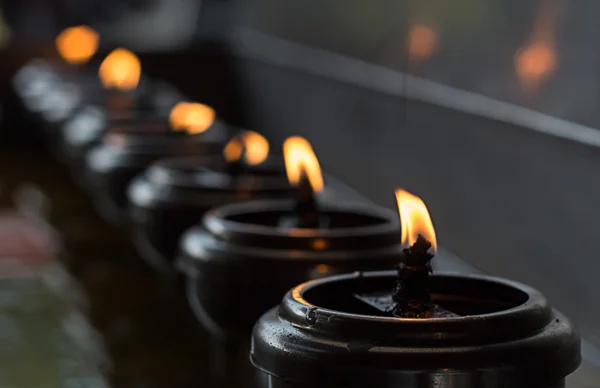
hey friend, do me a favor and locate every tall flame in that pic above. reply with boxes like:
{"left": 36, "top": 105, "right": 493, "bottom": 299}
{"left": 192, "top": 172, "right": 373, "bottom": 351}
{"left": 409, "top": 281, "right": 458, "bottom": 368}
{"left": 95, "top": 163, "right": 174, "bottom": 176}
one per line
{"left": 224, "top": 131, "right": 270, "bottom": 166}
{"left": 169, "top": 102, "right": 215, "bottom": 134}
{"left": 56, "top": 26, "right": 99, "bottom": 65}
{"left": 283, "top": 136, "right": 324, "bottom": 193}
{"left": 395, "top": 189, "right": 437, "bottom": 252}
{"left": 98, "top": 48, "right": 141, "bottom": 91}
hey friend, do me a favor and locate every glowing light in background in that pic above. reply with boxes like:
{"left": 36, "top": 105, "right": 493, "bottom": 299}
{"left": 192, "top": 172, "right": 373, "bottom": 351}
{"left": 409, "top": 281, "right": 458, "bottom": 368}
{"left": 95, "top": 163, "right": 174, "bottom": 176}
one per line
{"left": 169, "top": 102, "right": 215, "bottom": 134}
{"left": 56, "top": 26, "right": 100, "bottom": 65}
{"left": 515, "top": 0, "right": 563, "bottom": 90}
{"left": 515, "top": 42, "right": 557, "bottom": 87}
{"left": 98, "top": 48, "right": 141, "bottom": 91}
{"left": 407, "top": 24, "right": 438, "bottom": 62}
{"left": 224, "top": 131, "right": 270, "bottom": 166}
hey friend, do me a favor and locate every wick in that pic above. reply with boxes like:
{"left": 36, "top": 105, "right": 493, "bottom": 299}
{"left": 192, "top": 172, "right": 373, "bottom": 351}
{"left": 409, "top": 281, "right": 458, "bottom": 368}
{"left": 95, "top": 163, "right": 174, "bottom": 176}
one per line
{"left": 292, "top": 174, "right": 320, "bottom": 228}
{"left": 226, "top": 159, "right": 245, "bottom": 176}
{"left": 393, "top": 234, "right": 434, "bottom": 317}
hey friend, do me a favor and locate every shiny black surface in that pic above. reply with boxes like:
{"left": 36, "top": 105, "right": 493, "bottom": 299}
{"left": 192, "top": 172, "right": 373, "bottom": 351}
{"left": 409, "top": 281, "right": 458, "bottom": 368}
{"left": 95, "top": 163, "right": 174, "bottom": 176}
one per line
{"left": 128, "top": 154, "right": 292, "bottom": 274}
{"left": 178, "top": 199, "right": 403, "bottom": 341}
{"left": 252, "top": 272, "right": 580, "bottom": 387}
{"left": 0, "top": 122, "right": 596, "bottom": 387}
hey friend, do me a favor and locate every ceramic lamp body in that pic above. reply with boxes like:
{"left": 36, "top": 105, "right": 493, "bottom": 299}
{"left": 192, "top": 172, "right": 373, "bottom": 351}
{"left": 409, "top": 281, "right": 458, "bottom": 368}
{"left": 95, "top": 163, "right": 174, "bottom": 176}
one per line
{"left": 12, "top": 61, "right": 73, "bottom": 134}
{"left": 84, "top": 120, "right": 228, "bottom": 225}
{"left": 251, "top": 271, "right": 581, "bottom": 388}
{"left": 51, "top": 78, "right": 180, "bottom": 132}
{"left": 177, "top": 200, "right": 403, "bottom": 341}
{"left": 14, "top": 59, "right": 111, "bottom": 130}
{"left": 14, "top": 58, "right": 180, "bottom": 132}
{"left": 13, "top": 59, "right": 185, "bottom": 168}
{"left": 128, "top": 155, "right": 294, "bottom": 274}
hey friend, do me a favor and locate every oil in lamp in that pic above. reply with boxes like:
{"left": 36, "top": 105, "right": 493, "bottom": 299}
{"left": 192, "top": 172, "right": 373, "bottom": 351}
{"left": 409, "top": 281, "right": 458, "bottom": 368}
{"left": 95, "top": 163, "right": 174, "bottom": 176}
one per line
{"left": 177, "top": 136, "right": 404, "bottom": 341}
{"left": 82, "top": 101, "right": 228, "bottom": 225}
{"left": 250, "top": 189, "right": 581, "bottom": 388}
{"left": 128, "top": 130, "right": 295, "bottom": 274}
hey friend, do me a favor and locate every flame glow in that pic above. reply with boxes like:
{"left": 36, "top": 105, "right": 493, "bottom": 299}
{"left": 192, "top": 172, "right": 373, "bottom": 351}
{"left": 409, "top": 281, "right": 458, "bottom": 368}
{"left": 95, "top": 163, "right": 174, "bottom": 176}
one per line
{"left": 98, "top": 48, "right": 141, "bottom": 91}
{"left": 56, "top": 26, "right": 99, "bottom": 65}
{"left": 224, "top": 131, "right": 270, "bottom": 166}
{"left": 407, "top": 25, "right": 438, "bottom": 61}
{"left": 169, "top": 102, "right": 215, "bottom": 134}
{"left": 283, "top": 136, "right": 324, "bottom": 193}
{"left": 395, "top": 189, "right": 437, "bottom": 252}
{"left": 515, "top": 42, "right": 557, "bottom": 87}
{"left": 515, "top": 0, "right": 562, "bottom": 89}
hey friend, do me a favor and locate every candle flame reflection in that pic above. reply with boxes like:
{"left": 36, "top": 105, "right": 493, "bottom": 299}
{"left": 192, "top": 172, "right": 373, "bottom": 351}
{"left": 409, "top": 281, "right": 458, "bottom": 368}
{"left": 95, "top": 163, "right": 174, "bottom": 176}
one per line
{"left": 169, "top": 102, "right": 215, "bottom": 134}
{"left": 515, "top": 42, "right": 557, "bottom": 88}
{"left": 56, "top": 26, "right": 99, "bottom": 65}
{"left": 312, "top": 240, "right": 328, "bottom": 251}
{"left": 224, "top": 131, "right": 270, "bottom": 166}
{"left": 98, "top": 48, "right": 141, "bottom": 91}
{"left": 283, "top": 136, "right": 324, "bottom": 193}
{"left": 515, "top": 0, "right": 562, "bottom": 90}
{"left": 395, "top": 189, "right": 437, "bottom": 252}
{"left": 407, "top": 24, "right": 438, "bottom": 62}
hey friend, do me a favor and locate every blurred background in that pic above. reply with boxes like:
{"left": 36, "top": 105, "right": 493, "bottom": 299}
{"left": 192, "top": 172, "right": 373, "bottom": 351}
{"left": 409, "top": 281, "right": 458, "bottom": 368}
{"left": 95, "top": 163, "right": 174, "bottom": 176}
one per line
{"left": 1, "top": 0, "right": 600, "bottom": 386}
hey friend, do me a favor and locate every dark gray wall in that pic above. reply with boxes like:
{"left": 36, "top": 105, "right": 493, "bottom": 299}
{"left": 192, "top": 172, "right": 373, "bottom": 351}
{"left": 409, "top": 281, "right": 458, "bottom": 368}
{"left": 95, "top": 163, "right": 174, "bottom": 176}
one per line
{"left": 197, "top": 0, "right": 600, "bottom": 349}
{"left": 228, "top": 0, "right": 600, "bottom": 128}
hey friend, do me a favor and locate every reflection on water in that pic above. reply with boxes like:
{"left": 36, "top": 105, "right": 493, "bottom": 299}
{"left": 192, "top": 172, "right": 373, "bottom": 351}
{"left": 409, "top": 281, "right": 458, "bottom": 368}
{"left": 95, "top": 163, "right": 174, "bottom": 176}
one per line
{"left": 407, "top": 24, "right": 438, "bottom": 62}
{"left": 515, "top": 0, "right": 563, "bottom": 91}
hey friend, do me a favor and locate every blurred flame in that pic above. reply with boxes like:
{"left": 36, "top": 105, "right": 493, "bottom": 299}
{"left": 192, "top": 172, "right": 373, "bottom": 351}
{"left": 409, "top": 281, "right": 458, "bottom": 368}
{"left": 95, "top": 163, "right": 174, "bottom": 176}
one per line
{"left": 515, "top": 42, "right": 557, "bottom": 87}
{"left": 283, "top": 136, "right": 324, "bottom": 193}
{"left": 98, "top": 48, "right": 141, "bottom": 91}
{"left": 169, "top": 102, "right": 189, "bottom": 131}
{"left": 223, "top": 131, "right": 269, "bottom": 166}
{"left": 407, "top": 24, "right": 438, "bottom": 61}
{"left": 314, "top": 264, "right": 330, "bottom": 274}
{"left": 224, "top": 138, "right": 243, "bottom": 163}
{"left": 169, "top": 102, "right": 215, "bottom": 134}
{"left": 312, "top": 240, "right": 328, "bottom": 251}
{"left": 515, "top": 0, "right": 562, "bottom": 89}
{"left": 395, "top": 189, "right": 437, "bottom": 252}
{"left": 56, "top": 26, "right": 99, "bottom": 65}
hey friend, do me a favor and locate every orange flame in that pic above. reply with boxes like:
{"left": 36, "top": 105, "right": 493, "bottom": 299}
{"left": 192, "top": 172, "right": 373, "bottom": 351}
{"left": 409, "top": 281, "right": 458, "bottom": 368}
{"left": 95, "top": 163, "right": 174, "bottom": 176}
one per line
{"left": 223, "top": 131, "right": 270, "bottom": 166}
{"left": 283, "top": 136, "right": 324, "bottom": 193}
{"left": 407, "top": 24, "right": 438, "bottom": 61}
{"left": 169, "top": 102, "right": 216, "bottom": 134}
{"left": 515, "top": 42, "right": 557, "bottom": 87}
{"left": 98, "top": 48, "right": 141, "bottom": 91}
{"left": 395, "top": 189, "right": 437, "bottom": 252}
{"left": 56, "top": 26, "right": 99, "bottom": 65}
